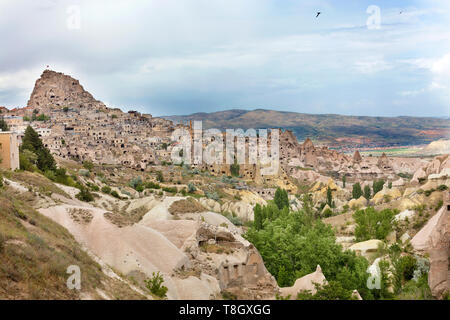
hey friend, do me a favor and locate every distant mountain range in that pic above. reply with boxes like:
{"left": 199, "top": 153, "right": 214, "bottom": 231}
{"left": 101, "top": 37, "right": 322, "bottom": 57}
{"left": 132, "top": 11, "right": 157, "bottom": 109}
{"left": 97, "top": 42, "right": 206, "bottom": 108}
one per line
{"left": 164, "top": 109, "right": 450, "bottom": 149}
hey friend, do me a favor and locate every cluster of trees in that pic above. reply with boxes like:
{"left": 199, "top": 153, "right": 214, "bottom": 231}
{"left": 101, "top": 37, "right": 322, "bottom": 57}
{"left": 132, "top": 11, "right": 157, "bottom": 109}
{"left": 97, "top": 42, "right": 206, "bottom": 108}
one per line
{"left": 247, "top": 194, "right": 373, "bottom": 299}
{"left": 20, "top": 126, "right": 56, "bottom": 173}
{"left": 353, "top": 207, "right": 396, "bottom": 242}
{"left": 19, "top": 126, "right": 94, "bottom": 202}
{"left": 352, "top": 179, "right": 386, "bottom": 200}
{"left": 248, "top": 192, "right": 432, "bottom": 300}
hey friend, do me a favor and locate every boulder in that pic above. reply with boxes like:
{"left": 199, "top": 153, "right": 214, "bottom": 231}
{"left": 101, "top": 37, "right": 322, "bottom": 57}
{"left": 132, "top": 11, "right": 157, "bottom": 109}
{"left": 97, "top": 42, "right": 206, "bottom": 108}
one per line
{"left": 348, "top": 196, "right": 367, "bottom": 209}
{"left": 349, "top": 239, "right": 384, "bottom": 259}
{"left": 352, "top": 290, "right": 363, "bottom": 300}
{"left": 400, "top": 232, "right": 411, "bottom": 243}
{"left": 280, "top": 265, "right": 327, "bottom": 299}
{"left": 372, "top": 187, "right": 402, "bottom": 205}
{"left": 411, "top": 167, "right": 427, "bottom": 184}
{"left": 386, "top": 231, "right": 396, "bottom": 244}
{"left": 392, "top": 178, "right": 404, "bottom": 187}
{"left": 394, "top": 209, "right": 416, "bottom": 222}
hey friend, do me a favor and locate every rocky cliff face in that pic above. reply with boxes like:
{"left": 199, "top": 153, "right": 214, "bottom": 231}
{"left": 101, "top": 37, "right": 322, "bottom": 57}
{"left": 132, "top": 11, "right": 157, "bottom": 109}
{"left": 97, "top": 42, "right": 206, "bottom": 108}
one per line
{"left": 27, "top": 69, "right": 106, "bottom": 112}
{"left": 411, "top": 191, "right": 449, "bottom": 299}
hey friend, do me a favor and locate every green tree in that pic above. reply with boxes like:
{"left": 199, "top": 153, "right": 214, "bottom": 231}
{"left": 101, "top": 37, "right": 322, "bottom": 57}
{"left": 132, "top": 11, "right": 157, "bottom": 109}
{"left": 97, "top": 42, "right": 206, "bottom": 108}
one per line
{"left": 0, "top": 117, "right": 9, "bottom": 131}
{"left": 19, "top": 149, "right": 38, "bottom": 171}
{"left": 253, "top": 203, "right": 263, "bottom": 230}
{"left": 274, "top": 188, "right": 289, "bottom": 210}
{"left": 230, "top": 159, "right": 240, "bottom": 177}
{"left": 277, "top": 266, "right": 291, "bottom": 287}
{"left": 363, "top": 185, "right": 371, "bottom": 200}
{"left": 353, "top": 207, "right": 395, "bottom": 241}
{"left": 326, "top": 186, "right": 333, "bottom": 208}
{"left": 342, "top": 175, "right": 346, "bottom": 188}
{"left": 373, "top": 179, "right": 385, "bottom": 195}
{"left": 20, "top": 126, "right": 56, "bottom": 172}
{"left": 352, "top": 183, "right": 363, "bottom": 199}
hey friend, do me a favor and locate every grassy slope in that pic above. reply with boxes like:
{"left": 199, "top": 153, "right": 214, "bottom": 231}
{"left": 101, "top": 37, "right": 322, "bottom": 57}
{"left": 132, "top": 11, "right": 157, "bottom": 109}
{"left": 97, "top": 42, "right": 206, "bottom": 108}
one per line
{"left": 0, "top": 182, "right": 145, "bottom": 300}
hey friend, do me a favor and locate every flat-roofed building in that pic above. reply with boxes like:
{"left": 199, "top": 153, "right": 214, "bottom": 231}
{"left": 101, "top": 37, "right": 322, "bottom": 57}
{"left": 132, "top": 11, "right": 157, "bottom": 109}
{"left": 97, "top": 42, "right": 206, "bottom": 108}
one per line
{"left": 0, "top": 131, "right": 19, "bottom": 170}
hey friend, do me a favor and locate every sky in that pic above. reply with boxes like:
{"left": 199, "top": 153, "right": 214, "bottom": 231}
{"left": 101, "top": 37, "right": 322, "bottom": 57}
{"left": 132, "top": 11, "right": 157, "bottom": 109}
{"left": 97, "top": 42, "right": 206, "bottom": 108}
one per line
{"left": 0, "top": 0, "right": 449, "bottom": 117}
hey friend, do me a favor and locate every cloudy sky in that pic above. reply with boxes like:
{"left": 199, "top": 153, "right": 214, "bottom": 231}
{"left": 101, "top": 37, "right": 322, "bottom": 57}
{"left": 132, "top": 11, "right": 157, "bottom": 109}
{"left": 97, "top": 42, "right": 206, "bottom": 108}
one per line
{"left": 0, "top": 0, "right": 449, "bottom": 117}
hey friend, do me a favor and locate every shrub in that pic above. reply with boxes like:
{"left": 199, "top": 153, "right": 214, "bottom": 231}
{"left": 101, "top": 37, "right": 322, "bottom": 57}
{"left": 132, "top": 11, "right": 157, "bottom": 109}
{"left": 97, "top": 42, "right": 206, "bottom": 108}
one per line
{"left": 129, "top": 176, "right": 143, "bottom": 190}
{"left": 145, "top": 271, "right": 168, "bottom": 298}
{"left": 110, "top": 190, "right": 120, "bottom": 198}
{"left": 78, "top": 169, "right": 90, "bottom": 177}
{"left": 187, "top": 182, "right": 196, "bottom": 193}
{"left": 145, "top": 181, "right": 161, "bottom": 189}
{"left": 297, "top": 281, "right": 353, "bottom": 300}
{"left": 101, "top": 185, "right": 111, "bottom": 194}
{"left": 322, "top": 208, "right": 333, "bottom": 218}
{"left": 230, "top": 160, "right": 240, "bottom": 177}
{"left": 75, "top": 187, "right": 94, "bottom": 202}
{"left": 156, "top": 171, "right": 164, "bottom": 182}
{"left": 82, "top": 161, "right": 94, "bottom": 171}
{"left": 0, "top": 232, "right": 5, "bottom": 253}
{"left": 206, "top": 191, "right": 220, "bottom": 201}
{"left": 342, "top": 204, "right": 349, "bottom": 213}
{"left": 437, "top": 184, "right": 448, "bottom": 191}
{"left": 436, "top": 200, "right": 443, "bottom": 211}
{"left": 162, "top": 187, "right": 177, "bottom": 194}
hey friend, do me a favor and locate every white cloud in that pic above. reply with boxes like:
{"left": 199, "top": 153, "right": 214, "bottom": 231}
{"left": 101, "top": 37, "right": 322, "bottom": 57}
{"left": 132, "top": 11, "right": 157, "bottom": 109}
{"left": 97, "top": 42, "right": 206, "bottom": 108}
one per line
{"left": 354, "top": 57, "right": 392, "bottom": 74}
{"left": 0, "top": 68, "right": 42, "bottom": 90}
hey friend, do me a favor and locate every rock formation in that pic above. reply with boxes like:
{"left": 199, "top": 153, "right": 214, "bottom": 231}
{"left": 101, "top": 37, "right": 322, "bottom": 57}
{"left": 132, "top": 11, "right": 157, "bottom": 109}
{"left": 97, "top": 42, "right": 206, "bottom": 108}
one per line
{"left": 279, "top": 265, "right": 327, "bottom": 299}
{"left": 27, "top": 70, "right": 107, "bottom": 112}
{"left": 411, "top": 192, "right": 449, "bottom": 299}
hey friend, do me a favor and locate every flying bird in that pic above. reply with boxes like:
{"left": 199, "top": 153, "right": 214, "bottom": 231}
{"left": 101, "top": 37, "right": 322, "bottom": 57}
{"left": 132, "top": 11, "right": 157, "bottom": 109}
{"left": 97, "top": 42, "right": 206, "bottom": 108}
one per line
{"left": 316, "top": 12, "right": 321, "bottom": 18}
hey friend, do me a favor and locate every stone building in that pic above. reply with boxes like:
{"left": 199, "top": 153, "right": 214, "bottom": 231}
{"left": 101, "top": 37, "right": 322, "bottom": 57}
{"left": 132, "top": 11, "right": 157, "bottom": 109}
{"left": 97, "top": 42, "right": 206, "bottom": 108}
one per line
{"left": 0, "top": 131, "right": 19, "bottom": 170}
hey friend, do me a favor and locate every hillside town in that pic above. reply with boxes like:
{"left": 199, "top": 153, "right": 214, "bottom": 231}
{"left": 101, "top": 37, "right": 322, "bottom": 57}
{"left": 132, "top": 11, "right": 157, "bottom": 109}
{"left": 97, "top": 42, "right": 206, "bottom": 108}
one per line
{"left": 0, "top": 70, "right": 448, "bottom": 301}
